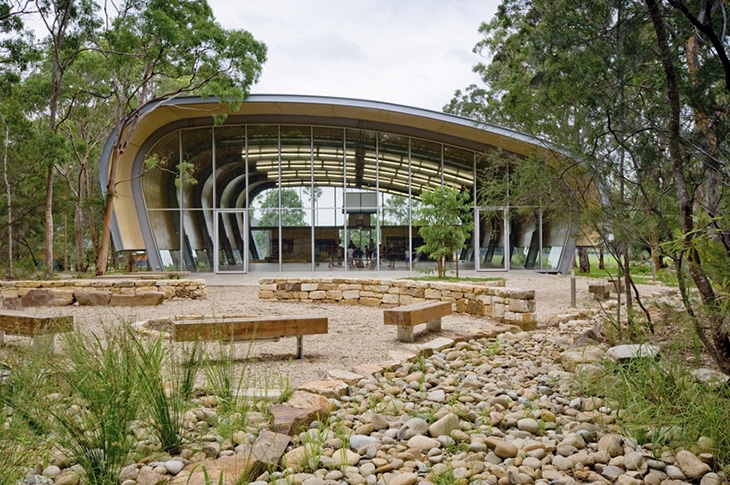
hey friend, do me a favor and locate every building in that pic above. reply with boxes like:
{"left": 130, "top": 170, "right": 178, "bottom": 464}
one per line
{"left": 100, "top": 94, "right": 576, "bottom": 274}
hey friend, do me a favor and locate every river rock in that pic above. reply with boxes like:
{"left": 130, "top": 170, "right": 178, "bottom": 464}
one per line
{"left": 675, "top": 450, "right": 711, "bottom": 479}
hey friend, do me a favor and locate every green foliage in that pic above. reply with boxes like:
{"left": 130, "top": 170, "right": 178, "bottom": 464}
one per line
{"left": 582, "top": 357, "right": 730, "bottom": 468}
{"left": 130, "top": 333, "right": 193, "bottom": 454}
{"left": 401, "top": 276, "right": 504, "bottom": 284}
{"left": 383, "top": 194, "right": 415, "bottom": 226}
{"left": 54, "top": 331, "right": 139, "bottom": 484}
{"left": 415, "top": 186, "right": 473, "bottom": 278}
{"left": 254, "top": 188, "right": 307, "bottom": 227}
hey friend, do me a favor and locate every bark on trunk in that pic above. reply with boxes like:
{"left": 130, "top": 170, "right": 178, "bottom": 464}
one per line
{"left": 74, "top": 204, "right": 86, "bottom": 272}
{"left": 647, "top": 0, "right": 730, "bottom": 373}
{"left": 44, "top": 167, "right": 54, "bottom": 279}
{"left": 578, "top": 247, "right": 590, "bottom": 273}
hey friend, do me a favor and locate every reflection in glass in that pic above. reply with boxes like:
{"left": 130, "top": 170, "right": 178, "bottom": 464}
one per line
{"left": 148, "top": 210, "right": 181, "bottom": 271}
{"left": 144, "top": 132, "right": 181, "bottom": 209}
{"left": 181, "top": 128, "right": 213, "bottom": 209}
{"left": 478, "top": 209, "right": 506, "bottom": 270}
{"left": 217, "top": 211, "right": 245, "bottom": 271}
{"left": 182, "top": 209, "right": 213, "bottom": 272}
{"left": 251, "top": 208, "right": 277, "bottom": 262}
{"left": 214, "top": 126, "right": 246, "bottom": 209}
{"left": 509, "top": 210, "right": 539, "bottom": 270}
{"left": 280, "top": 209, "right": 312, "bottom": 267}
{"left": 134, "top": 122, "right": 573, "bottom": 274}
{"left": 541, "top": 220, "right": 569, "bottom": 270}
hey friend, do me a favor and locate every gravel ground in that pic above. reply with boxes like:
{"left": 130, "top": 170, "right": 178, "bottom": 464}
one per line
{"left": 8, "top": 273, "right": 670, "bottom": 389}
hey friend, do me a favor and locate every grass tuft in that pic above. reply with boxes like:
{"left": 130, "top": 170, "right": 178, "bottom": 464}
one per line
{"left": 581, "top": 355, "right": 730, "bottom": 468}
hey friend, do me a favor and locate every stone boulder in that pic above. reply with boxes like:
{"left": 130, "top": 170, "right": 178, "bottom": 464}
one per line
{"left": 109, "top": 291, "right": 165, "bottom": 306}
{"left": 21, "top": 289, "right": 75, "bottom": 307}
{"left": 74, "top": 290, "right": 112, "bottom": 306}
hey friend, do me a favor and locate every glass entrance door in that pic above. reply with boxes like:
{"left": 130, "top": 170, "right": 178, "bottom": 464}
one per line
{"left": 215, "top": 210, "right": 248, "bottom": 273}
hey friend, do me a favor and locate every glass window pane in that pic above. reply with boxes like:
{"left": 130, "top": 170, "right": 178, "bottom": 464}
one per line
{"left": 280, "top": 126, "right": 311, "bottom": 192}
{"left": 509, "top": 210, "right": 540, "bottom": 270}
{"left": 443, "top": 146, "right": 474, "bottom": 193}
{"left": 478, "top": 208, "right": 506, "bottom": 270}
{"left": 378, "top": 133, "right": 409, "bottom": 198}
{"left": 410, "top": 138, "right": 441, "bottom": 196}
{"left": 182, "top": 209, "right": 214, "bottom": 272}
{"left": 217, "top": 211, "right": 245, "bottom": 270}
{"left": 148, "top": 209, "right": 181, "bottom": 271}
{"left": 346, "top": 129, "right": 377, "bottom": 190}
{"left": 313, "top": 127, "right": 343, "bottom": 192}
{"left": 542, "top": 219, "right": 569, "bottom": 270}
{"left": 180, "top": 128, "right": 212, "bottom": 209}
{"left": 214, "top": 126, "right": 246, "bottom": 209}
{"left": 144, "top": 132, "right": 180, "bottom": 209}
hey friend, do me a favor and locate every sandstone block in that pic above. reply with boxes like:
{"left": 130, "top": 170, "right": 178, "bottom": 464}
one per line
{"left": 297, "top": 380, "right": 349, "bottom": 399}
{"left": 509, "top": 298, "right": 536, "bottom": 313}
{"left": 109, "top": 291, "right": 165, "bottom": 306}
{"left": 467, "top": 299, "right": 486, "bottom": 316}
{"left": 361, "top": 298, "right": 382, "bottom": 307}
{"left": 21, "top": 289, "right": 75, "bottom": 307}
{"left": 75, "top": 290, "right": 112, "bottom": 306}
{"left": 424, "top": 289, "right": 441, "bottom": 299}
{"left": 494, "top": 303, "right": 505, "bottom": 319}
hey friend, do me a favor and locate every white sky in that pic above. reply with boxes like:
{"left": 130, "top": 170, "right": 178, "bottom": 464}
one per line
{"left": 207, "top": 0, "right": 500, "bottom": 113}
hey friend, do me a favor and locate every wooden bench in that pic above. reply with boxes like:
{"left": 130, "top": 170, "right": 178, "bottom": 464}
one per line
{"left": 170, "top": 315, "right": 328, "bottom": 359}
{"left": 384, "top": 300, "right": 453, "bottom": 342}
{"left": 0, "top": 310, "right": 74, "bottom": 350}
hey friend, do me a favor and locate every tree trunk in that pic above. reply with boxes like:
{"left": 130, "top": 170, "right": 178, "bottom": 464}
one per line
{"left": 44, "top": 167, "right": 54, "bottom": 279}
{"left": 125, "top": 251, "right": 136, "bottom": 273}
{"left": 74, "top": 203, "right": 86, "bottom": 272}
{"left": 599, "top": 247, "right": 604, "bottom": 270}
{"left": 2, "top": 117, "right": 11, "bottom": 279}
{"left": 578, "top": 247, "right": 590, "bottom": 273}
{"left": 647, "top": 0, "right": 730, "bottom": 372}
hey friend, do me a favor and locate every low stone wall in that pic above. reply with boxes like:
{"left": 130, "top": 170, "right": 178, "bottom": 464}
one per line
{"left": 259, "top": 278, "right": 537, "bottom": 330}
{"left": 0, "top": 278, "right": 207, "bottom": 307}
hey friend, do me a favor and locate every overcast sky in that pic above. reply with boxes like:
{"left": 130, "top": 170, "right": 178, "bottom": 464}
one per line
{"left": 206, "top": 0, "right": 500, "bottom": 113}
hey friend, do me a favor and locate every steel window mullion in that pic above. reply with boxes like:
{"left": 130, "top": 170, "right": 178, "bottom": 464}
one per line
{"left": 278, "top": 125, "right": 282, "bottom": 273}
{"left": 310, "top": 126, "right": 315, "bottom": 272}
{"left": 342, "top": 128, "right": 348, "bottom": 272}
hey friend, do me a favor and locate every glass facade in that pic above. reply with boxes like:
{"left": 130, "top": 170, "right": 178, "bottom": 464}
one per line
{"left": 139, "top": 124, "right": 569, "bottom": 273}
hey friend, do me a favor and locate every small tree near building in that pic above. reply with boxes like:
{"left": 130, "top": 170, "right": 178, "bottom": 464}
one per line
{"left": 416, "top": 186, "right": 473, "bottom": 278}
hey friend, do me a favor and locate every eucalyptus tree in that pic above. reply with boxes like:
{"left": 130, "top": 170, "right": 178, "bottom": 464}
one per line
{"left": 93, "top": 0, "right": 267, "bottom": 275}
{"left": 645, "top": 0, "right": 730, "bottom": 369}
{"left": 448, "top": 0, "right": 670, "bottom": 330}
{"left": 30, "top": 0, "right": 97, "bottom": 277}
{"left": 449, "top": 0, "right": 730, "bottom": 370}
{"left": 57, "top": 50, "right": 112, "bottom": 272}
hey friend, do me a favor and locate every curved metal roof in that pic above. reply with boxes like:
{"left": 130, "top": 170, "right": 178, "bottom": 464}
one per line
{"left": 100, "top": 94, "right": 562, "bottom": 250}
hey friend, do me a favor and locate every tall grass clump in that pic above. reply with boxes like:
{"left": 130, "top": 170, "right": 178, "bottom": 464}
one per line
{"left": 203, "top": 338, "right": 249, "bottom": 413}
{"left": 583, "top": 356, "right": 730, "bottom": 469}
{"left": 52, "top": 330, "right": 140, "bottom": 484}
{"left": 0, "top": 350, "right": 48, "bottom": 484}
{"left": 130, "top": 332, "right": 201, "bottom": 454}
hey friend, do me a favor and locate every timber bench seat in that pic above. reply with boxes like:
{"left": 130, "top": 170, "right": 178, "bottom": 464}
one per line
{"left": 384, "top": 300, "right": 453, "bottom": 342}
{"left": 0, "top": 310, "right": 73, "bottom": 349}
{"left": 170, "top": 315, "right": 328, "bottom": 359}
{"left": 588, "top": 283, "right": 613, "bottom": 300}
